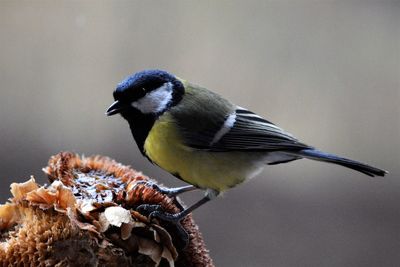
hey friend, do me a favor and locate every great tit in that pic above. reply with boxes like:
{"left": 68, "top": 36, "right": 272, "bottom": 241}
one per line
{"left": 106, "top": 69, "right": 387, "bottom": 222}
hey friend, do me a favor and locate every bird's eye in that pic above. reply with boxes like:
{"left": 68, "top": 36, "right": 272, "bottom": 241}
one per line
{"left": 141, "top": 88, "right": 146, "bottom": 92}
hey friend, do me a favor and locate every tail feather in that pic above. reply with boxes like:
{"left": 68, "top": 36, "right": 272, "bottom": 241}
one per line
{"left": 296, "top": 149, "right": 387, "bottom": 177}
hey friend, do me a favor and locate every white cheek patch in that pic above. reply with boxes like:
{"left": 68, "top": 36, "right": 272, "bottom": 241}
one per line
{"left": 131, "top": 82, "right": 173, "bottom": 114}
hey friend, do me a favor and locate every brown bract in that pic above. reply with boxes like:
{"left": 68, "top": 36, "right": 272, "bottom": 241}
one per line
{"left": 0, "top": 152, "right": 214, "bottom": 267}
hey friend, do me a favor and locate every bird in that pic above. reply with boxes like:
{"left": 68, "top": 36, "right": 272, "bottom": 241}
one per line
{"left": 106, "top": 69, "right": 387, "bottom": 222}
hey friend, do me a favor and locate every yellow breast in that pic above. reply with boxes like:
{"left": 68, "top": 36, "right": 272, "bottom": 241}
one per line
{"left": 143, "top": 113, "right": 265, "bottom": 192}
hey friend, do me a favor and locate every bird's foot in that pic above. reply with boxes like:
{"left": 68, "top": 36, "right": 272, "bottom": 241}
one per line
{"left": 136, "top": 204, "right": 164, "bottom": 215}
{"left": 136, "top": 204, "right": 189, "bottom": 249}
{"left": 149, "top": 209, "right": 187, "bottom": 223}
{"left": 133, "top": 181, "right": 197, "bottom": 210}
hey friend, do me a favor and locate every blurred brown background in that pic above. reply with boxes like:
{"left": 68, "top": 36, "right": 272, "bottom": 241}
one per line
{"left": 0, "top": 1, "right": 399, "bottom": 266}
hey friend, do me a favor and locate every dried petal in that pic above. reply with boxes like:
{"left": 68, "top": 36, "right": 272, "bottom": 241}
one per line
{"left": 104, "top": 206, "right": 132, "bottom": 227}
{"left": 77, "top": 200, "right": 97, "bottom": 214}
{"left": 26, "top": 187, "right": 56, "bottom": 208}
{"left": 25, "top": 181, "right": 76, "bottom": 212}
{"left": 54, "top": 182, "right": 76, "bottom": 210}
{"left": 151, "top": 224, "right": 178, "bottom": 261}
{"left": 0, "top": 203, "right": 19, "bottom": 230}
{"left": 161, "top": 246, "right": 175, "bottom": 267}
{"left": 138, "top": 237, "right": 163, "bottom": 266}
{"left": 10, "top": 177, "right": 38, "bottom": 201}
{"left": 97, "top": 212, "right": 110, "bottom": 233}
{"left": 131, "top": 220, "right": 147, "bottom": 229}
{"left": 66, "top": 208, "right": 99, "bottom": 235}
{"left": 120, "top": 222, "right": 134, "bottom": 240}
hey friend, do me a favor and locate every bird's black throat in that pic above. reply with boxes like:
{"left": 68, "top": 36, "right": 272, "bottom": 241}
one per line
{"left": 121, "top": 108, "right": 156, "bottom": 156}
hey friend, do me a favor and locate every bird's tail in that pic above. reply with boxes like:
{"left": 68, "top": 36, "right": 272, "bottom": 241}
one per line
{"left": 295, "top": 149, "right": 387, "bottom": 177}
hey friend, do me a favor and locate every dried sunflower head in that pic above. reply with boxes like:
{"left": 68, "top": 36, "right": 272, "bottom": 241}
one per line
{"left": 0, "top": 152, "right": 214, "bottom": 267}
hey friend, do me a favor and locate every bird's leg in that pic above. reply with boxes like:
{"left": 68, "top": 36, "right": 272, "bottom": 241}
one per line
{"left": 135, "top": 181, "right": 198, "bottom": 211}
{"left": 134, "top": 180, "right": 197, "bottom": 198}
{"left": 157, "top": 184, "right": 198, "bottom": 198}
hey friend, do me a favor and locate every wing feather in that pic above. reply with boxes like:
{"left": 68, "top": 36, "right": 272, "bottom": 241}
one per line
{"left": 171, "top": 83, "right": 310, "bottom": 152}
{"left": 210, "top": 109, "right": 310, "bottom": 151}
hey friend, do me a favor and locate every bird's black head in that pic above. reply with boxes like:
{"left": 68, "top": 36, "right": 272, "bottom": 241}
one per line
{"left": 106, "top": 69, "right": 184, "bottom": 117}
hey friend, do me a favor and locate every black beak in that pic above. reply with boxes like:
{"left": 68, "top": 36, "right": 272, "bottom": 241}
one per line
{"left": 106, "top": 100, "right": 126, "bottom": 116}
